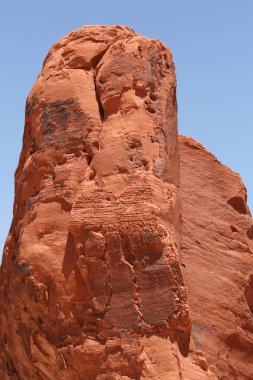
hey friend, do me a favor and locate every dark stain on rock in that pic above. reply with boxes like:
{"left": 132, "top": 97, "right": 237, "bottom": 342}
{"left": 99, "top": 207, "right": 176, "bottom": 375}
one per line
{"left": 18, "top": 323, "right": 32, "bottom": 359}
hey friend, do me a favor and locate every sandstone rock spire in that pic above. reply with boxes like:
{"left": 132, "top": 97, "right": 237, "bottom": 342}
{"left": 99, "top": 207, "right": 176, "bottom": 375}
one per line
{"left": 0, "top": 25, "right": 196, "bottom": 380}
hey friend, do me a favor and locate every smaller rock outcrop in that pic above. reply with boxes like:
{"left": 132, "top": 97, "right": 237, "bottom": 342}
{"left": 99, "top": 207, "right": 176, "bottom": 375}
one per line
{"left": 180, "top": 136, "right": 253, "bottom": 379}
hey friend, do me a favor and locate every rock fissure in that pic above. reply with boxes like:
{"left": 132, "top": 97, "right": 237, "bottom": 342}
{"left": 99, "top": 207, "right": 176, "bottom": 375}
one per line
{"left": 94, "top": 75, "right": 105, "bottom": 123}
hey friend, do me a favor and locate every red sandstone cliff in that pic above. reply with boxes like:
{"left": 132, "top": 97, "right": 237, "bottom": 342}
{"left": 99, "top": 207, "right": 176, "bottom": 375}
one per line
{"left": 0, "top": 25, "right": 252, "bottom": 380}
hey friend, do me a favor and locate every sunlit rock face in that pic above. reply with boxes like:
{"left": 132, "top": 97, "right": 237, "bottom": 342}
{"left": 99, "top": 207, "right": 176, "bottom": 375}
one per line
{"left": 0, "top": 25, "right": 252, "bottom": 380}
{"left": 0, "top": 25, "right": 193, "bottom": 380}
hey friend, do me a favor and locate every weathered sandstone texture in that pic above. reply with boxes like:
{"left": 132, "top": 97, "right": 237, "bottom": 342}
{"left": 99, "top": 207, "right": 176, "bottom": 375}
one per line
{"left": 0, "top": 25, "right": 252, "bottom": 380}
{"left": 180, "top": 136, "right": 253, "bottom": 379}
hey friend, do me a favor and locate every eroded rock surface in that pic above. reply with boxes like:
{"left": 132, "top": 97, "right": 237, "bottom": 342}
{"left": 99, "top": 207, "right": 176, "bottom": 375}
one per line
{"left": 0, "top": 25, "right": 199, "bottom": 380}
{"left": 0, "top": 25, "right": 252, "bottom": 380}
{"left": 180, "top": 136, "right": 253, "bottom": 379}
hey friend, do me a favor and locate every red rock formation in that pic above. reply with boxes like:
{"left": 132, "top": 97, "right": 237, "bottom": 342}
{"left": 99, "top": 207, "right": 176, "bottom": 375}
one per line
{"left": 0, "top": 25, "right": 252, "bottom": 380}
{"left": 180, "top": 136, "right": 253, "bottom": 379}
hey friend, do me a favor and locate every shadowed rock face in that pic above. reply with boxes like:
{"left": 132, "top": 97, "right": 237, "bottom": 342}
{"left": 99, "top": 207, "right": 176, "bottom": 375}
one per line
{"left": 0, "top": 25, "right": 252, "bottom": 380}
{"left": 180, "top": 136, "right": 253, "bottom": 379}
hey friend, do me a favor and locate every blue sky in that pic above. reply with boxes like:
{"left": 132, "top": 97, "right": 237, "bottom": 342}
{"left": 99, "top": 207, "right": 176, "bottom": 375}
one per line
{"left": 0, "top": 1, "right": 252, "bottom": 259}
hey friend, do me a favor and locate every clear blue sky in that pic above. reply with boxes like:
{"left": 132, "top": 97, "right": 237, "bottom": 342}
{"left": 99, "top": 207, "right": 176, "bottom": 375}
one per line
{"left": 1, "top": 1, "right": 252, "bottom": 260}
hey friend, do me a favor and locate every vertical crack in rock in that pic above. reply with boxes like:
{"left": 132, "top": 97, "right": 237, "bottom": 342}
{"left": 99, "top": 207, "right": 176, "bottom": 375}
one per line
{"left": 131, "top": 264, "right": 143, "bottom": 324}
{"left": 101, "top": 251, "right": 113, "bottom": 317}
{"left": 94, "top": 75, "right": 104, "bottom": 123}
